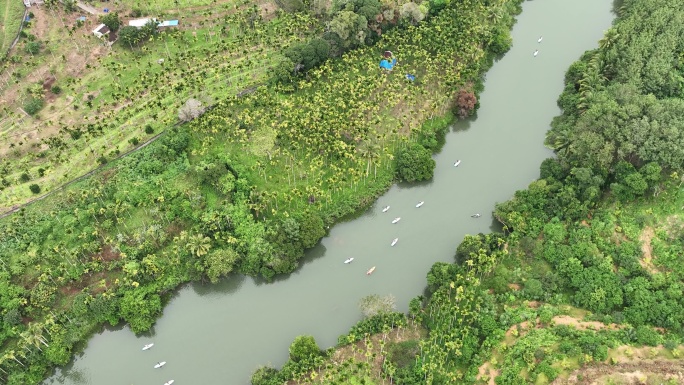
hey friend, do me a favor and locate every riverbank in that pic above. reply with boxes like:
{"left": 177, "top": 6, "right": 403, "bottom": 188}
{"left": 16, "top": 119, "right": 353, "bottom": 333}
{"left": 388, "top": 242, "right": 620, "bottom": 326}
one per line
{"left": 254, "top": 0, "right": 684, "bottom": 383}
{"left": 0, "top": 0, "right": 525, "bottom": 383}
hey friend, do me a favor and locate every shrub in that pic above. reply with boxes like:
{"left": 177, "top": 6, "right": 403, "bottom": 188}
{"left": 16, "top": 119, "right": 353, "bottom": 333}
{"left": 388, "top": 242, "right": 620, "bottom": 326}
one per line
{"left": 129, "top": 137, "right": 140, "bottom": 146}
{"left": 29, "top": 183, "right": 41, "bottom": 194}
{"left": 396, "top": 143, "right": 435, "bottom": 182}
{"left": 50, "top": 85, "right": 62, "bottom": 94}
{"left": 288, "top": 335, "right": 321, "bottom": 362}
{"left": 3, "top": 308, "right": 22, "bottom": 326}
{"left": 97, "top": 156, "right": 108, "bottom": 165}
{"left": 25, "top": 41, "right": 41, "bottom": 55}
{"left": 24, "top": 98, "right": 44, "bottom": 115}
{"left": 144, "top": 124, "right": 154, "bottom": 134}
{"left": 454, "top": 89, "right": 477, "bottom": 118}
{"left": 19, "top": 173, "right": 30, "bottom": 182}
{"left": 387, "top": 340, "right": 420, "bottom": 368}
{"left": 250, "top": 366, "right": 280, "bottom": 385}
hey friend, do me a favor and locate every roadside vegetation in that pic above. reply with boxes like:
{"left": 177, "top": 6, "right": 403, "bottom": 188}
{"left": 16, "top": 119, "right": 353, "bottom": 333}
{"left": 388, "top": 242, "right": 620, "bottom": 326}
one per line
{"left": 0, "top": 0, "right": 520, "bottom": 383}
{"left": 254, "top": 0, "right": 684, "bottom": 384}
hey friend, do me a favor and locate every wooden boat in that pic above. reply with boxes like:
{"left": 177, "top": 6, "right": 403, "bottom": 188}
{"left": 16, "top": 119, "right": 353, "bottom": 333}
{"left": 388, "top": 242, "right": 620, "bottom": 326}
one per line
{"left": 454, "top": 160, "right": 461, "bottom": 167}
{"left": 344, "top": 258, "right": 354, "bottom": 264}
{"left": 164, "top": 381, "right": 175, "bottom": 385}
{"left": 416, "top": 201, "right": 424, "bottom": 208}
{"left": 366, "top": 266, "right": 376, "bottom": 275}
{"left": 391, "top": 238, "right": 399, "bottom": 247}
{"left": 392, "top": 217, "right": 401, "bottom": 224}
{"left": 154, "top": 362, "right": 166, "bottom": 369}
{"left": 382, "top": 205, "right": 390, "bottom": 212}
{"left": 142, "top": 343, "right": 154, "bottom": 351}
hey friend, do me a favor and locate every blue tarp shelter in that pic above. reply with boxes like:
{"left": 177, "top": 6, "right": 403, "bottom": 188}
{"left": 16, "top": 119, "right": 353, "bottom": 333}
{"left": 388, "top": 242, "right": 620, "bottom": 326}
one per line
{"left": 380, "top": 58, "right": 397, "bottom": 70}
{"left": 405, "top": 74, "right": 415, "bottom": 81}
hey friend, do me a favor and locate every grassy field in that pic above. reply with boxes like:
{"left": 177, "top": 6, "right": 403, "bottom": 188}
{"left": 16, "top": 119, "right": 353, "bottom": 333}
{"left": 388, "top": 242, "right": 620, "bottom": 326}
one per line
{"left": 0, "top": 0, "right": 25, "bottom": 55}
{"left": 0, "top": 0, "right": 317, "bottom": 211}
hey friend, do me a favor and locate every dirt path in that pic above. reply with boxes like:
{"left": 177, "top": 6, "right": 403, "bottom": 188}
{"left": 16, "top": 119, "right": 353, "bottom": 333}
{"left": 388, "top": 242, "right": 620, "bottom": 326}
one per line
{"left": 552, "top": 359, "right": 684, "bottom": 384}
{"left": 638, "top": 226, "right": 658, "bottom": 274}
{"left": 75, "top": 1, "right": 103, "bottom": 15}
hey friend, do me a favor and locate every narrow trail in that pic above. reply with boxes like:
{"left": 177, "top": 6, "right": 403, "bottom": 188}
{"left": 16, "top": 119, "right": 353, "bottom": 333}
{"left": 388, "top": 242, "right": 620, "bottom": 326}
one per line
{"left": 75, "top": 1, "right": 102, "bottom": 15}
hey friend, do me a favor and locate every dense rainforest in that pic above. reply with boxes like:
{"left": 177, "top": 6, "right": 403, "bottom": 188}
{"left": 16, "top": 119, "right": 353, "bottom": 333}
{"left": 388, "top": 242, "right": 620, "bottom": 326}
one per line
{"left": 0, "top": 0, "right": 523, "bottom": 383}
{"left": 251, "top": 0, "right": 684, "bottom": 384}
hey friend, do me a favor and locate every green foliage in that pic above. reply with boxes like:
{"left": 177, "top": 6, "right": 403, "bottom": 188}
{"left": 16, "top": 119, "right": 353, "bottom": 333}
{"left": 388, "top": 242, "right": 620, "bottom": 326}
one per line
{"left": 396, "top": 143, "right": 435, "bottom": 182}
{"left": 337, "top": 312, "right": 407, "bottom": 345}
{"left": 119, "top": 287, "right": 163, "bottom": 333}
{"left": 283, "top": 37, "right": 331, "bottom": 74}
{"left": 204, "top": 247, "right": 239, "bottom": 283}
{"left": 329, "top": 11, "right": 368, "bottom": 49}
{"left": 288, "top": 335, "right": 321, "bottom": 362}
{"left": 487, "top": 25, "right": 513, "bottom": 56}
{"left": 100, "top": 12, "right": 122, "bottom": 32}
{"left": 25, "top": 41, "right": 41, "bottom": 55}
{"left": 23, "top": 97, "right": 44, "bottom": 115}
{"left": 118, "top": 26, "right": 140, "bottom": 47}
{"left": 297, "top": 211, "right": 326, "bottom": 249}
{"left": 28, "top": 184, "right": 40, "bottom": 194}
{"left": 250, "top": 365, "right": 281, "bottom": 385}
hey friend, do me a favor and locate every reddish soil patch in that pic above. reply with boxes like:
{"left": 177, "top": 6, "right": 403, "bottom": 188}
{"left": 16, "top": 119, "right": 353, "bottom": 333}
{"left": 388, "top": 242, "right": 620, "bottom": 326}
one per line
{"left": 94, "top": 245, "right": 121, "bottom": 262}
{"left": 507, "top": 283, "right": 521, "bottom": 291}
{"left": 477, "top": 362, "right": 500, "bottom": 385}
{"left": 551, "top": 315, "right": 619, "bottom": 331}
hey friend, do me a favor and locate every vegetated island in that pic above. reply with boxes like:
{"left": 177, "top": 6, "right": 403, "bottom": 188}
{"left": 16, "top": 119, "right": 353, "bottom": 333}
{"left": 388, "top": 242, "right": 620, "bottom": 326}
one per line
{"left": 248, "top": 0, "right": 684, "bottom": 384}
{"left": 0, "top": 0, "right": 522, "bottom": 383}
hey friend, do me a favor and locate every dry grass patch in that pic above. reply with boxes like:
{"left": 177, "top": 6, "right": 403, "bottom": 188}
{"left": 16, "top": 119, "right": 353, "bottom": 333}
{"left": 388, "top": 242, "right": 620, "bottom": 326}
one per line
{"left": 291, "top": 322, "right": 424, "bottom": 385}
{"left": 552, "top": 358, "right": 684, "bottom": 384}
{"left": 638, "top": 226, "right": 659, "bottom": 274}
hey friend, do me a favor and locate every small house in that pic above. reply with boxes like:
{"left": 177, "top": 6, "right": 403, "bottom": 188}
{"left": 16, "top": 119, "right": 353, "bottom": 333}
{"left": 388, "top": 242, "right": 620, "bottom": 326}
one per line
{"left": 92, "top": 24, "right": 110, "bottom": 38}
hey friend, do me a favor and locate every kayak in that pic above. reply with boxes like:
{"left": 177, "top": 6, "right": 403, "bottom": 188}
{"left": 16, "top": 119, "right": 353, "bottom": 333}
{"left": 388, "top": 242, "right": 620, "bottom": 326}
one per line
{"left": 344, "top": 258, "right": 354, "bottom": 264}
{"left": 454, "top": 160, "right": 461, "bottom": 167}
{"left": 391, "top": 238, "right": 398, "bottom": 247}
{"left": 416, "top": 201, "right": 424, "bottom": 208}
{"left": 366, "top": 266, "right": 376, "bottom": 275}
{"left": 382, "top": 206, "right": 390, "bottom": 212}
{"left": 142, "top": 343, "right": 154, "bottom": 351}
{"left": 164, "top": 381, "right": 175, "bottom": 385}
{"left": 392, "top": 217, "right": 401, "bottom": 224}
{"left": 154, "top": 361, "right": 166, "bottom": 369}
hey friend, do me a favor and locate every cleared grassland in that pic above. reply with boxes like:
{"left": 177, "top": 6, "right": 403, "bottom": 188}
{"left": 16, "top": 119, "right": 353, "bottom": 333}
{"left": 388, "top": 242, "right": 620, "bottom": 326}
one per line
{"left": 0, "top": 0, "right": 26, "bottom": 55}
{"left": 0, "top": 0, "right": 318, "bottom": 211}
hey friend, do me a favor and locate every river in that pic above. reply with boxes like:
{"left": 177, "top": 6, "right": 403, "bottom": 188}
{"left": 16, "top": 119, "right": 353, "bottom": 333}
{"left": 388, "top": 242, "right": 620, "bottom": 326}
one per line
{"left": 44, "top": 1, "right": 615, "bottom": 384}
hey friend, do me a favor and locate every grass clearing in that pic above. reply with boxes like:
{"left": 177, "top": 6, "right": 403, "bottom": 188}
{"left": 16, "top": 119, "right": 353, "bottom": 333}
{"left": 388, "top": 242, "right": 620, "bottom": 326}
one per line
{"left": 0, "top": 0, "right": 25, "bottom": 55}
{"left": 0, "top": 1, "right": 319, "bottom": 211}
